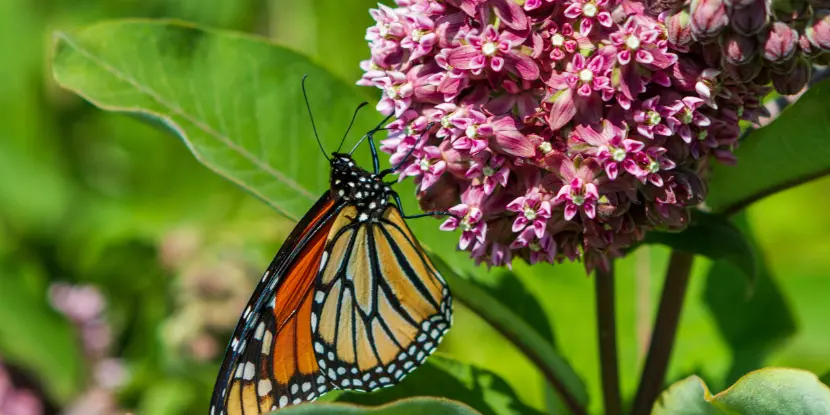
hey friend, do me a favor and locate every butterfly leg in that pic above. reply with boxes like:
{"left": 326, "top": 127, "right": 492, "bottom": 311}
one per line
{"left": 390, "top": 191, "right": 457, "bottom": 220}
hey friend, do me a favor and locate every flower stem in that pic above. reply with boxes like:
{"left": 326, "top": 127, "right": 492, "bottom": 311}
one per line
{"left": 630, "top": 250, "right": 695, "bottom": 415}
{"left": 595, "top": 263, "right": 622, "bottom": 415}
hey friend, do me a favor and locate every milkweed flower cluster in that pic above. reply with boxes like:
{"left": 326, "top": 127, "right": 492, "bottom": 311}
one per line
{"left": 358, "top": 0, "right": 820, "bottom": 271}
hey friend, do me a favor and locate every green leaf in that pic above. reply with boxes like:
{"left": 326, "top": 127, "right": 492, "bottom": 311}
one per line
{"left": 51, "top": 19, "right": 380, "bottom": 223}
{"left": 430, "top": 256, "right": 589, "bottom": 414}
{"left": 707, "top": 78, "right": 830, "bottom": 215}
{"left": 338, "top": 356, "right": 542, "bottom": 415}
{"left": 272, "top": 396, "right": 480, "bottom": 415}
{"left": 652, "top": 368, "right": 830, "bottom": 414}
{"left": 642, "top": 211, "right": 755, "bottom": 285}
{"left": 703, "top": 213, "right": 796, "bottom": 386}
{"left": 0, "top": 264, "right": 84, "bottom": 404}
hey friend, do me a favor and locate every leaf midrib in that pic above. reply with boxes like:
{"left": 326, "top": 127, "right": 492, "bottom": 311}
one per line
{"left": 54, "top": 29, "right": 317, "bottom": 220}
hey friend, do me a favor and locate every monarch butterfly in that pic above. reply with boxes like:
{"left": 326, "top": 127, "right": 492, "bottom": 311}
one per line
{"left": 209, "top": 78, "right": 453, "bottom": 415}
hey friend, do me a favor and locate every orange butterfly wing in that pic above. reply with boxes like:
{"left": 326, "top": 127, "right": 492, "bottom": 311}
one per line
{"left": 211, "top": 195, "right": 339, "bottom": 414}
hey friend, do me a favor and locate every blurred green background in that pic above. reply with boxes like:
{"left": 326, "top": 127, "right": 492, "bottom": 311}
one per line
{"left": 1, "top": 1, "right": 828, "bottom": 414}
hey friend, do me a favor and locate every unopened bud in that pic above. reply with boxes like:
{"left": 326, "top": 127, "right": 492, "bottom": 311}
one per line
{"left": 771, "top": 57, "right": 810, "bottom": 94}
{"left": 724, "top": 56, "right": 764, "bottom": 81}
{"left": 762, "top": 22, "right": 798, "bottom": 63}
{"left": 729, "top": 0, "right": 770, "bottom": 36}
{"left": 806, "top": 9, "right": 830, "bottom": 52}
{"left": 721, "top": 31, "right": 759, "bottom": 64}
{"left": 667, "top": 9, "right": 694, "bottom": 47}
{"left": 690, "top": 0, "right": 729, "bottom": 40}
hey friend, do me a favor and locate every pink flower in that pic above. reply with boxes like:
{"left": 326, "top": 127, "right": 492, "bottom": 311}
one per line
{"left": 511, "top": 228, "right": 557, "bottom": 265}
{"left": 450, "top": 108, "right": 492, "bottom": 154}
{"left": 402, "top": 146, "right": 447, "bottom": 190}
{"left": 447, "top": 26, "right": 540, "bottom": 81}
{"left": 506, "top": 191, "right": 552, "bottom": 237}
{"left": 563, "top": 0, "right": 614, "bottom": 35}
{"left": 663, "top": 96, "right": 711, "bottom": 143}
{"left": 632, "top": 96, "right": 674, "bottom": 139}
{"left": 547, "top": 53, "right": 614, "bottom": 129}
{"left": 466, "top": 152, "right": 510, "bottom": 194}
{"left": 596, "top": 135, "right": 646, "bottom": 180}
{"left": 374, "top": 71, "right": 414, "bottom": 116}
{"left": 608, "top": 17, "right": 678, "bottom": 99}
{"left": 552, "top": 158, "right": 602, "bottom": 220}
{"left": 401, "top": 13, "right": 438, "bottom": 62}
{"left": 440, "top": 186, "right": 488, "bottom": 249}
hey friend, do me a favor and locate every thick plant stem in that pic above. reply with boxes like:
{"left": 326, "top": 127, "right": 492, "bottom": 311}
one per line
{"left": 630, "top": 251, "right": 695, "bottom": 415}
{"left": 595, "top": 263, "right": 622, "bottom": 415}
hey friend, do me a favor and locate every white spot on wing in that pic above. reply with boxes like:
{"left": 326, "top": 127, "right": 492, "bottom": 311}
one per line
{"left": 258, "top": 379, "right": 272, "bottom": 396}
{"left": 242, "top": 362, "right": 255, "bottom": 380}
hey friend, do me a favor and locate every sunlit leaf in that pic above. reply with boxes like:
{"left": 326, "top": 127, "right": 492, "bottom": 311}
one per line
{"left": 431, "top": 256, "right": 589, "bottom": 414}
{"left": 653, "top": 368, "right": 830, "bottom": 414}
{"left": 707, "top": 79, "right": 830, "bottom": 214}
{"left": 271, "top": 396, "right": 480, "bottom": 415}
{"left": 52, "top": 19, "right": 379, "bottom": 223}
{"left": 338, "top": 356, "right": 543, "bottom": 415}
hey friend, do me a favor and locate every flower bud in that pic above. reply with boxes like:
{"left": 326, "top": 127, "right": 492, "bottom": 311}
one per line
{"left": 771, "top": 57, "right": 811, "bottom": 94}
{"left": 724, "top": 56, "right": 764, "bottom": 82}
{"left": 729, "top": 0, "right": 769, "bottom": 36}
{"left": 761, "top": 22, "right": 798, "bottom": 64}
{"left": 690, "top": 0, "right": 729, "bottom": 40}
{"left": 806, "top": 9, "right": 830, "bottom": 52}
{"left": 721, "top": 30, "right": 759, "bottom": 64}
{"left": 666, "top": 9, "right": 694, "bottom": 48}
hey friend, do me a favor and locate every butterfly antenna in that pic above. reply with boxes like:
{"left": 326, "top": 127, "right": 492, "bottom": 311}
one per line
{"left": 301, "top": 74, "right": 330, "bottom": 161}
{"left": 336, "top": 102, "right": 368, "bottom": 153}
{"left": 348, "top": 113, "right": 394, "bottom": 156}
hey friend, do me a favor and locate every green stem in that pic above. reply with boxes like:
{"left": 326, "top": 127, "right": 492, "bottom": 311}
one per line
{"left": 595, "top": 263, "right": 622, "bottom": 415}
{"left": 430, "top": 255, "right": 589, "bottom": 415}
{"left": 630, "top": 251, "right": 695, "bottom": 415}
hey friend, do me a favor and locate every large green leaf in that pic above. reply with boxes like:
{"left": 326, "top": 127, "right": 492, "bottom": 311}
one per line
{"left": 641, "top": 211, "right": 755, "bottom": 285}
{"left": 431, "top": 256, "right": 589, "bottom": 414}
{"left": 52, "top": 19, "right": 379, "bottom": 223}
{"left": 652, "top": 368, "right": 830, "bottom": 414}
{"left": 337, "top": 356, "right": 543, "bottom": 415}
{"left": 274, "top": 396, "right": 480, "bottom": 415}
{"left": 707, "top": 78, "right": 830, "bottom": 214}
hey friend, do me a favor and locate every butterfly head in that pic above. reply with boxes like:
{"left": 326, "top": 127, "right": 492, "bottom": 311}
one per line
{"left": 330, "top": 153, "right": 390, "bottom": 221}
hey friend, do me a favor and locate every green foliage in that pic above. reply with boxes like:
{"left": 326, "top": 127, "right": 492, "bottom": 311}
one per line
{"left": 703, "top": 214, "right": 797, "bottom": 386}
{"left": 641, "top": 211, "right": 756, "bottom": 284}
{"left": 0, "top": 266, "right": 84, "bottom": 403}
{"left": 272, "top": 396, "right": 481, "bottom": 415}
{"left": 707, "top": 79, "right": 830, "bottom": 214}
{"left": 338, "top": 356, "right": 543, "bottom": 415}
{"left": 653, "top": 368, "right": 830, "bottom": 414}
{"left": 52, "top": 20, "right": 377, "bottom": 221}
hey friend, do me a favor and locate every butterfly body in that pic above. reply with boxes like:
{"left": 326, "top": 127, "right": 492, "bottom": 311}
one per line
{"left": 210, "top": 151, "right": 452, "bottom": 415}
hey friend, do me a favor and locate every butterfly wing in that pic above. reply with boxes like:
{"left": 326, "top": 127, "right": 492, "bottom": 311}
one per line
{"left": 311, "top": 204, "right": 453, "bottom": 391}
{"left": 210, "top": 193, "right": 343, "bottom": 415}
